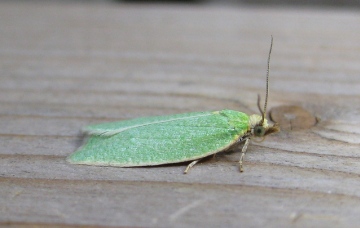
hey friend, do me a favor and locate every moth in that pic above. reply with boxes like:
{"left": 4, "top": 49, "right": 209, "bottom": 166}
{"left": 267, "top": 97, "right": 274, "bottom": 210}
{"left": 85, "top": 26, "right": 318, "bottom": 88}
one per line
{"left": 67, "top": 37, "right": 279, "bottom": 173}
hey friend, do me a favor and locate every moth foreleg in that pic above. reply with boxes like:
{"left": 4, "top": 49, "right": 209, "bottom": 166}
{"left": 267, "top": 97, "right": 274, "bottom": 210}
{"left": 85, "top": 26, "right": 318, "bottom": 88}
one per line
{"left": 239, "top": 138, "right": 250, "bottom": 172}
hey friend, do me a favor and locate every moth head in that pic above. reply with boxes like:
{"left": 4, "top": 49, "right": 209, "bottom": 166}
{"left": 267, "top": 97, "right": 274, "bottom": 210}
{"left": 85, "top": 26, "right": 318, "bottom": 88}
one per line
{"left": 249, "top": 114, "right": 280, "bottom": 138}
{"left": 250, "top": 94, "right": 280, "bottom": 138}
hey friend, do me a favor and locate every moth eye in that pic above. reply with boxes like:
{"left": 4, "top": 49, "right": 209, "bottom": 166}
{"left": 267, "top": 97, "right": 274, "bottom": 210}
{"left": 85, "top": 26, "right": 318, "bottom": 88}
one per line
{"left": 254, "top": 126, "right": 265, "bottom": 137}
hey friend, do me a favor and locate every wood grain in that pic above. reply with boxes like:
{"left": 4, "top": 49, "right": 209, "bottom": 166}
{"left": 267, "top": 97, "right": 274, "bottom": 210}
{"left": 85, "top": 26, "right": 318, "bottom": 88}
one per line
{"left": 1, "top": 2, "right": 360, "bottom": 227}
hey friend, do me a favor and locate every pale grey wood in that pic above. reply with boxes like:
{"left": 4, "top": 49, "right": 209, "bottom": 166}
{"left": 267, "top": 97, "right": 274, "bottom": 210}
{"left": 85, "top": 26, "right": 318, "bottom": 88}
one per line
{"left": 1, "top": 1, "right": 360, "bottom": 227}
{"left": 2, "top": 177, "right": 360, "bottom": 228}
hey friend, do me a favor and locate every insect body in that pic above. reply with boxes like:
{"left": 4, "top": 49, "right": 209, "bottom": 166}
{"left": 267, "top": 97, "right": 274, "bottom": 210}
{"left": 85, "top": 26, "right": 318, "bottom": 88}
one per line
{"left": 67, "top": 37, "right": 279, "bottom": 173}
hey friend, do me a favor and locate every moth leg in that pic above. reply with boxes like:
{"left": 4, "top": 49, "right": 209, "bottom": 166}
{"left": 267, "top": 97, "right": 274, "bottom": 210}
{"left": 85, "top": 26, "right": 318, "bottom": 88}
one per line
{"left": 184, "top": 160, "right": 199, "bottom": 174}
{"left": 239, "top": 138, "right": 250, "bottom": 172}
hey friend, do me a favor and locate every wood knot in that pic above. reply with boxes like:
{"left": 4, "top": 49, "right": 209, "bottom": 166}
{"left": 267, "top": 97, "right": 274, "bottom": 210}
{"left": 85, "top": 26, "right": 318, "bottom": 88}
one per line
{"left": 269, "top": 105, "right": 317, "bottom": 131}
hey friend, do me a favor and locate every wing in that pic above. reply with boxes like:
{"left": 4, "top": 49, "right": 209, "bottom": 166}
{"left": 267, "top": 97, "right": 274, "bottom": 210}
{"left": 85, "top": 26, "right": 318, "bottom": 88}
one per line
{"left": 83, "top": 111, "right": 215, "bottom": 136}
{"left": 67, "top": 110, "right": 249, "bottom": 167}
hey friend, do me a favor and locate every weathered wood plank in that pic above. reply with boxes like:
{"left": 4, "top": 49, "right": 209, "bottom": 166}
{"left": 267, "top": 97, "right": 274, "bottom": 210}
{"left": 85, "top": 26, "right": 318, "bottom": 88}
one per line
{"left": 1, "top": 1, "right": 360, "bottom": 227}
{"left": 2, "top": 177, "right": 360, "bottom": 227}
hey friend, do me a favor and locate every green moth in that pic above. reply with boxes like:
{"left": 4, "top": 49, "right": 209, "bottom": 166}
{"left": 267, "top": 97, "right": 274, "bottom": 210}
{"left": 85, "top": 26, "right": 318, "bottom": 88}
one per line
{"left": 67, "top": 37, "right": 280, "bottom": 173}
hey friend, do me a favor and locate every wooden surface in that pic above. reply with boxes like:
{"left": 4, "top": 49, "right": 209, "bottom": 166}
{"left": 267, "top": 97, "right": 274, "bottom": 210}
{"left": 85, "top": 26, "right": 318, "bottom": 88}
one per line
{"left": 1, "top": 1, "right": 360, "bottom": 227}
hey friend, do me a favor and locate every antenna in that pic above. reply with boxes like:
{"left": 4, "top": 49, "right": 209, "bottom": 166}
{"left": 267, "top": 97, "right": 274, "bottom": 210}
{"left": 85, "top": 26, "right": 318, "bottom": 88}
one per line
{"left": 260, "top": 36, "right": 273, "bottom": 124}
